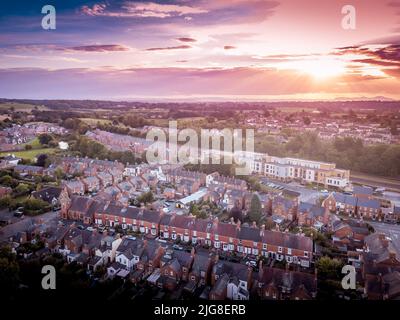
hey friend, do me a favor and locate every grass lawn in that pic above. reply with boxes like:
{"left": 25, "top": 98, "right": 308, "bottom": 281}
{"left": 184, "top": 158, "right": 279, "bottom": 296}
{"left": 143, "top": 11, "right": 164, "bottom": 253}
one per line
{"left": 20, "top": 137, "right": 42, "bottom": 149}
{"left": 0, "top": 148, "right": 57, "bottom": 160}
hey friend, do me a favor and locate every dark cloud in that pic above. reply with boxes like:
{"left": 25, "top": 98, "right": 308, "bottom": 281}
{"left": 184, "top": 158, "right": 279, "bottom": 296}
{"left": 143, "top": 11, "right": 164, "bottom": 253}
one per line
{"left": 333, "top": 44, "right": 400, "bottom": 78}
{"left": 65, "top": 44, "right": 130, "bottom": 52}
{"left": 177, "top": 37, "right": 197, "bottom": 43}
{"left": 145, "top": 45, "right": 191, "bottom": 51}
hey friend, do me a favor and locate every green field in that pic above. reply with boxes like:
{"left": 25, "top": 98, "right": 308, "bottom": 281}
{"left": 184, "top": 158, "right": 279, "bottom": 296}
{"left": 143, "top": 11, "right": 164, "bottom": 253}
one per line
{"left": 79, "top": 118, "right": 112, "bottom": 126}
{"left": 20, "top": 137, "right": 41, "bottom": 149}
{"left": 0, "top": 102, "right": 49, "bottom": 112}
{"left": 0, "top": 148, "right": 57, "bottom": 160}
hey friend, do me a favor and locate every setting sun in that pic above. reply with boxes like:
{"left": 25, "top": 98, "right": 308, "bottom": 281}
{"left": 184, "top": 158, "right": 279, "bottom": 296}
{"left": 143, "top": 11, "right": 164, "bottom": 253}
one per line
{"left": 284, "top": 57, "right": 347, "bottom": 79}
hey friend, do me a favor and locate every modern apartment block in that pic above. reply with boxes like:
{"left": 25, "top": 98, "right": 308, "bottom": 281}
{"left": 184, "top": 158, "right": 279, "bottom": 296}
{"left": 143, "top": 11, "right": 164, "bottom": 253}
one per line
{"left": 239, "top": 152, "right": 350, "bottom": 188}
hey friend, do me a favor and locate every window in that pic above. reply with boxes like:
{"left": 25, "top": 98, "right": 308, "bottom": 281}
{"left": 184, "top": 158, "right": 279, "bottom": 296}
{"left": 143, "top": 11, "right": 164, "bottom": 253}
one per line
{"left": 278, "top": 246, "right": 283, "bottom": 253}
{"left": 263, "top": 244, "right": 267, "bottom": 250}
{"left": 304, "top": 251, "right": 308, "bottom": 257}
{"left": 287, "top": 248, "right": 292, "bottom": 255}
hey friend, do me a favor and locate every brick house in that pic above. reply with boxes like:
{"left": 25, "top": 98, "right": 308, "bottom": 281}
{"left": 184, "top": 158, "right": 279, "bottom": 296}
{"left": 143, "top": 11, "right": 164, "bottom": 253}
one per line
{"left": 270, "top": 196, "right": 298, "bottom": 221}
{"left": 82, "top": 176, "right": 100, "bottom": 193}
{"left": 257, "top": 265, "right": 317, "bottom": 300}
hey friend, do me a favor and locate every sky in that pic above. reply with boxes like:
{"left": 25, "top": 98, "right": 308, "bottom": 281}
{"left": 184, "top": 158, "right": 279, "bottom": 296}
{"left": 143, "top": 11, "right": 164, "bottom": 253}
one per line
{"left": 0, "top": 0, "right": 400, "bottom": 100}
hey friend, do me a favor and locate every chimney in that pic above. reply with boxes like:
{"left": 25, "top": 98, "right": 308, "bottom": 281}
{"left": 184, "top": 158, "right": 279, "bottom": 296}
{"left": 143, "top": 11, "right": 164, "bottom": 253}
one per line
{"left": 236, "top": 220, "right": 241, "bottom": 231}
{"left": 258, "top": 260, "right": 264, "bottom": 280}
{"left": 260, "top": 224, "right": 265, "bottom": 237}
{"left": 213, "top": 216, "right": 219, "bottom": 229}
{"left": 247, "top": 265, "right": 253, "bottom": 286}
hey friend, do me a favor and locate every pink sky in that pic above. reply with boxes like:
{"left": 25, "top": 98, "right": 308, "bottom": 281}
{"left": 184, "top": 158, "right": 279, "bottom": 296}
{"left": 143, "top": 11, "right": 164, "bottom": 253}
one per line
{"left": 0, "top": 0, "right": 399, "bottom": 99}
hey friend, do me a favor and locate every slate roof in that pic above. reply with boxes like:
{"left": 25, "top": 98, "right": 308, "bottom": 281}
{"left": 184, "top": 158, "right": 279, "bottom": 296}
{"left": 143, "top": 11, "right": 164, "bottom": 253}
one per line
{"left": 238, "top": 226, "right": 261, "bottom": 242}
{"left": 357, "top": 197, "right": 380, "bottom": 209}
{"left": 263, "top": 230, "right": 313, "bottom": 252}
{"left": 333, "top": 192, "right": 358, "bottom": 206}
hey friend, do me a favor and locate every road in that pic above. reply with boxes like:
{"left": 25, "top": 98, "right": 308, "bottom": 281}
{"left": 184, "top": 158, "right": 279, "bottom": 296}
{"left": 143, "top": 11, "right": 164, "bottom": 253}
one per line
{"left": 0, "top": 210, "right": 58, "bottom": 242}
{"left": 368, "top": 221, "right": 400, "bottom": 256}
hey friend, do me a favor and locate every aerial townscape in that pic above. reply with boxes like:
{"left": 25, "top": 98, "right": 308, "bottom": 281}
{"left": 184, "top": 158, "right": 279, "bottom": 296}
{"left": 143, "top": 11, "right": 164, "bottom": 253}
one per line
{"left": 0, "top": 99, "right": 399, "bottom": 301}
{"left": 0, "top": 0, "right": 400, "bottom": 308}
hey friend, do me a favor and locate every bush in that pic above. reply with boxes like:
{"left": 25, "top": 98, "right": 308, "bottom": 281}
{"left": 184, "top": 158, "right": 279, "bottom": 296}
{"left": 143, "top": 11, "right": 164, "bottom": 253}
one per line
{"left": 0, "top": 195, "right": 13, "bottom": 209}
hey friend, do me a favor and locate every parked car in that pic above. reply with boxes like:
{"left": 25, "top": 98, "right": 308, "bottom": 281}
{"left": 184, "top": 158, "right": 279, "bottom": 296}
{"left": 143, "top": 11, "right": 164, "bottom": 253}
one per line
{"left": 13, "top": 207, "right": 24, "bottom": 217}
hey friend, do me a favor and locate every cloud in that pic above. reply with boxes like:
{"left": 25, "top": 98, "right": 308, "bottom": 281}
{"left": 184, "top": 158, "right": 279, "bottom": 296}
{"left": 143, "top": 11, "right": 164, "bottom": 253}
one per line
{"left": 81, "top": 1, "right": 208, "bottom": 19}
{"left": 145, "top": 45, "right": 191, "bottom": 51}
{"left": 224, "top": 45, "right": 236, "bottom": 50}
{"left": 177, "top": 37, "right": 197, "bottom": 43}
{"left": 65, "top": 44, "right": 130, "bottom": 52}
{"left": 333, "top": 44, "right": 400, "bottom": 78}
{"left": 2, "top": 66, "right": 399, "bottom": 99}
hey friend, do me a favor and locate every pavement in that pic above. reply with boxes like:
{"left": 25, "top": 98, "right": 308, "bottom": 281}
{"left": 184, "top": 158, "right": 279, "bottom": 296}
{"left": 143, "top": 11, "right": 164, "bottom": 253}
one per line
{"left": 0, "top": 210, "right": 58, "bottom": 242}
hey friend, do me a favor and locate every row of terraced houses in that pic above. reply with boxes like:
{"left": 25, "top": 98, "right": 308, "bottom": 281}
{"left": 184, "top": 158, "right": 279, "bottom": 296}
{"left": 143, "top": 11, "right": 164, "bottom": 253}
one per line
{"left": 60, "top": 198, "right": 313, "bottom": 268}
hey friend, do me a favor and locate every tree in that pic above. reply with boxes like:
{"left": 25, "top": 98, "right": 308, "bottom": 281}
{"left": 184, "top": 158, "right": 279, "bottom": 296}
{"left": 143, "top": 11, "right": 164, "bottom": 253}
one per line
{"left": 0, "top": 246, "right": 20, "bottom": 294}
{"left": 38, "top": 133, "right": 53, "bottom": 145}
{"left": 15, "top": 183, "right": 30, "bottom": 195}
{"left": 54, "top": 167, "right": 65, "bottom": 180}
{"left": 23, "top": 198, "right": 49, "bottom": 214}
{"left": 36, "top": 154, "right": 49, "bottom": 167}
{"left": 0, "top": 175, "right": 13, "bottom": 187}
{"left": 316, "top": 256, "right": 343, "bottom": 280}
{"left": 0, "top": 195, "right": 13, "bottom": 209}
{"left": 137, "top": 191, "right": 154, "bottom": 205}
{"left": 249, "top": 194, "right": 262, "bottom": 223}
{"left": 303, "top": 116, "right": 311, "bottom": 125}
